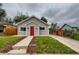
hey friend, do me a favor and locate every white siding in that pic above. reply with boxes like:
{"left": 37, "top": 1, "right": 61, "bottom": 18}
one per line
{"left": 17, "top": 26, "right": 27, "bottom": 35}
{"left": 26, "top": 22, "right": 39, "bottom": 36}
{"left": 39, "top": 26, "right": 49, "bottom": 35}
{"left": 17, "top": 17, "right": 49, "bottom": 36}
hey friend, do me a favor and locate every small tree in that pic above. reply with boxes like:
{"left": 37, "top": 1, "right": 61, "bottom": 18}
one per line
{"left": 0, "top": 3, "right": 6, "bottom": 21}
{"left": 5, "top": 17, "right": 13, "bottom": 24}
{"left": 0, "top": 3, "right": 2, "bottom": 7}
{"left": 41, "top": 16, "right": 48, "bottom": 23}
{"left": 51, "top": 23, "right": 54, "bottom": 29}
{"left": 14, "top": 13, "right": 29, "bottom": 23}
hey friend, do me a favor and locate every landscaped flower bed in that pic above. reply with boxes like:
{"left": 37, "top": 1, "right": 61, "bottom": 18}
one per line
{"left": 35, "top": 36, "right": 77, "bottom": 54}
{"left": 0, "top": 36, "right": 25, "bottom": 53}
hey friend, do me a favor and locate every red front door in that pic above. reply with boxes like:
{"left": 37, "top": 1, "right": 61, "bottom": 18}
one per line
{"left": 30, "top": 26, "right": 34, "bottom": 36}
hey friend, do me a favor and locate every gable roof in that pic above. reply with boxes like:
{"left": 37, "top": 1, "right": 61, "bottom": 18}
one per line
{"left": 16, "top": 16, "right": 49, "bottom": 26}
{"left": 0, "top": 21, "right": 12, "bottom": 26}
{"left": 59, "top": 24, "right": 73, "bottom": 30}
{"left": 59, "top": 24, "right": 79, "bottom": 31}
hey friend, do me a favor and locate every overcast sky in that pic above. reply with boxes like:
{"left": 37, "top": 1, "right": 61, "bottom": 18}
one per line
{"left": 2, "top": 3, "right": 79, "bottom": 26}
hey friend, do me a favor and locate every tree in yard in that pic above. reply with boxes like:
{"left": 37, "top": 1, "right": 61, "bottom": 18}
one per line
{"left": 0, "top": 3, "right": 2, "bottom": 7}
{"left": 49, "top": 23, "right": 58, "bottom": 34}
{"left": 0, "top": 3, "right": 6, "bottom": 21}
{"left": 51, "top": 23, "right": 54, "bottom": 29}
{"left": 41, "top": 16, "right": 48, "bottom": 23}
{"left": 50, "top": 23, "right": 57, "bottom": 29}
{"left": 14, "top": 13, "right": 29, "bottom": 23}
{"left": 5, "top": 17, "right": 13, "bottom": 24}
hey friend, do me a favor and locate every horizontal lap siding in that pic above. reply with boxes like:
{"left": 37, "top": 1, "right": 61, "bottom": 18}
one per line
{"left": 39, "top": 26, "right": 49, "bottom": 35}
{"left": 26, "top": 23, "right": 39, "bottom": 36}
{"left": 17, "top": 18, "right": 49, "bottom": 35}
{"left": 17, "top": 26, "right": 26, "bottom": 35}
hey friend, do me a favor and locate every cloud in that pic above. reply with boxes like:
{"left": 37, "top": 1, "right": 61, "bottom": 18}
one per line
{"left": 2, "top": 3, "right": 79, "bottom": 26}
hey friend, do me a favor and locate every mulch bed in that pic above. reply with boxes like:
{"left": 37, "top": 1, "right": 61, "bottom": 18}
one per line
{"left": 27, "top": 37, "right": 36, "bottom": 54}
{"left": 0, "top": 37, "right": 26, "bottom": 53}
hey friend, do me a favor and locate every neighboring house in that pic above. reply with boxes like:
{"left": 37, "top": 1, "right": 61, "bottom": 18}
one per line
{"left": 16, "top": 16, "right": 49, "bottom": 36}
{"left": 0, "top": 24, "right": 4, "bottom": 32}
{"left": 0, "top": 21, "right": 12, "bottom": 32}
{"left": 60, "top": 24, "right": 73, "bottom": 31}
{"left": 60, "top": 24, "right": 79, "bottom": 32}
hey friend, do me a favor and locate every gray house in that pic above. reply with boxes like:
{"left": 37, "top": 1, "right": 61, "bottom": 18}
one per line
{"left": 16, "top": 16, "right": 49, "bottom": 36}
{"left": 60, "top": 24, "right": 79, "bottom": 32}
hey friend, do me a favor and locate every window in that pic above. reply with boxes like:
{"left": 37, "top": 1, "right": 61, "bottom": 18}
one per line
{"left": 39, "top": 27, "right": 45, "bottom": 30}
{"left": 20, "top": 27, "right": 26, "bottom": 31}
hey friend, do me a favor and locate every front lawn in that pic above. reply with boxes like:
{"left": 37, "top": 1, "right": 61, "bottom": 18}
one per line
{"left": 35, "top": 36, "right": 77, "bottom": 54}
{"left": 0, "top": 36, "right": 25, "bottom": 53}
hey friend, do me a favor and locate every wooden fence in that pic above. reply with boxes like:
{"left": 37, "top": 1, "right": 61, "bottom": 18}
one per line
{"left": 4, "top": 25, "right": 17, "bottom": 35}
{"left": 49, "top": 29, "right": 64, "bottom": 36}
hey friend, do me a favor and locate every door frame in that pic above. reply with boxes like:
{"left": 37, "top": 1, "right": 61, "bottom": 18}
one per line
{"left": 30, "top": 26, "right": 34, "bottom": 36}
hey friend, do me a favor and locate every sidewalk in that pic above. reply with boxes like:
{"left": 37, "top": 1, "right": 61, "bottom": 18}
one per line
{"left": 49, "top": 35, "right": 79, "bottom": 53}
{"left": 8, "top": 36, "right": 33, "bottom": 54}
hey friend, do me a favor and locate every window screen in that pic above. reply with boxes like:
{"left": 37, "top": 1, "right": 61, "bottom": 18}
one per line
{"left": 20, "top": 27, "right": 26, "bottom": 31}
{"left": 39, "top": 27, "right": 45, "bottom": 30}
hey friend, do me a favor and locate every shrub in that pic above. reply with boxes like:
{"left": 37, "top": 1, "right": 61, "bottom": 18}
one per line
{"left": 64, "top": 31, "right": 72, "bottom": 37}
{"left": 70, "top": 32, "right": 79, "bottom": 40}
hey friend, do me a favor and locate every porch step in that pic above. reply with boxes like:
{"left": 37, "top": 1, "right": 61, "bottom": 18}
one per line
{"left": 13, "top": 36, "right": 33, "bottom": 49}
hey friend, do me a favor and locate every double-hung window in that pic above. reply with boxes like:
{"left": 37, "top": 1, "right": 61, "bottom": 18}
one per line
{"left": 20, "top": 27, "right": 26, "bottom": 31}
{"left": 39, "top": 27, "right": 45, "bottom": 30}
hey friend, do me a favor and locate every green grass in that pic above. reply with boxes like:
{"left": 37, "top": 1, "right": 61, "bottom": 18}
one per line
{"left": 0, "top": 36, "right": 24, "bottom": 49}
{"left": 35, "top": 36, "right": 77, "bottom": 54}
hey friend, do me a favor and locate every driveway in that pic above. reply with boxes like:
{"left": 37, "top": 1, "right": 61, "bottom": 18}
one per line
{"left": 49, "top": 35, "right": 79, "bottom": 53}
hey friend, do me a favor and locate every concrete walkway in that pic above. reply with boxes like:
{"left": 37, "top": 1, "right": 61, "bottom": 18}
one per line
{"left": 13, "top": 36, "right": 33, "bottom": 49}
{"left": 8, "top": 36, "right": 33, "bottom": 54}
{"left": 49, "top": 35, "right": 79, "bottom": 53}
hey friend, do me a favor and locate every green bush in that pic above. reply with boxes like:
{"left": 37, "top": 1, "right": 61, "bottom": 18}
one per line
{"left": 70, "top": 32, "right": 79, "bottom": 40}
{"left": 64, "top": 31, "right": 79, "bottom": 41}
{"left": 64, "top": 31, "right": 72, "bottom": 37}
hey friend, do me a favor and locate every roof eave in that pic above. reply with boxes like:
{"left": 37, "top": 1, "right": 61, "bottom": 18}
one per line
{"left": 16, "top": 16, "right": 49, "bottom": 26}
